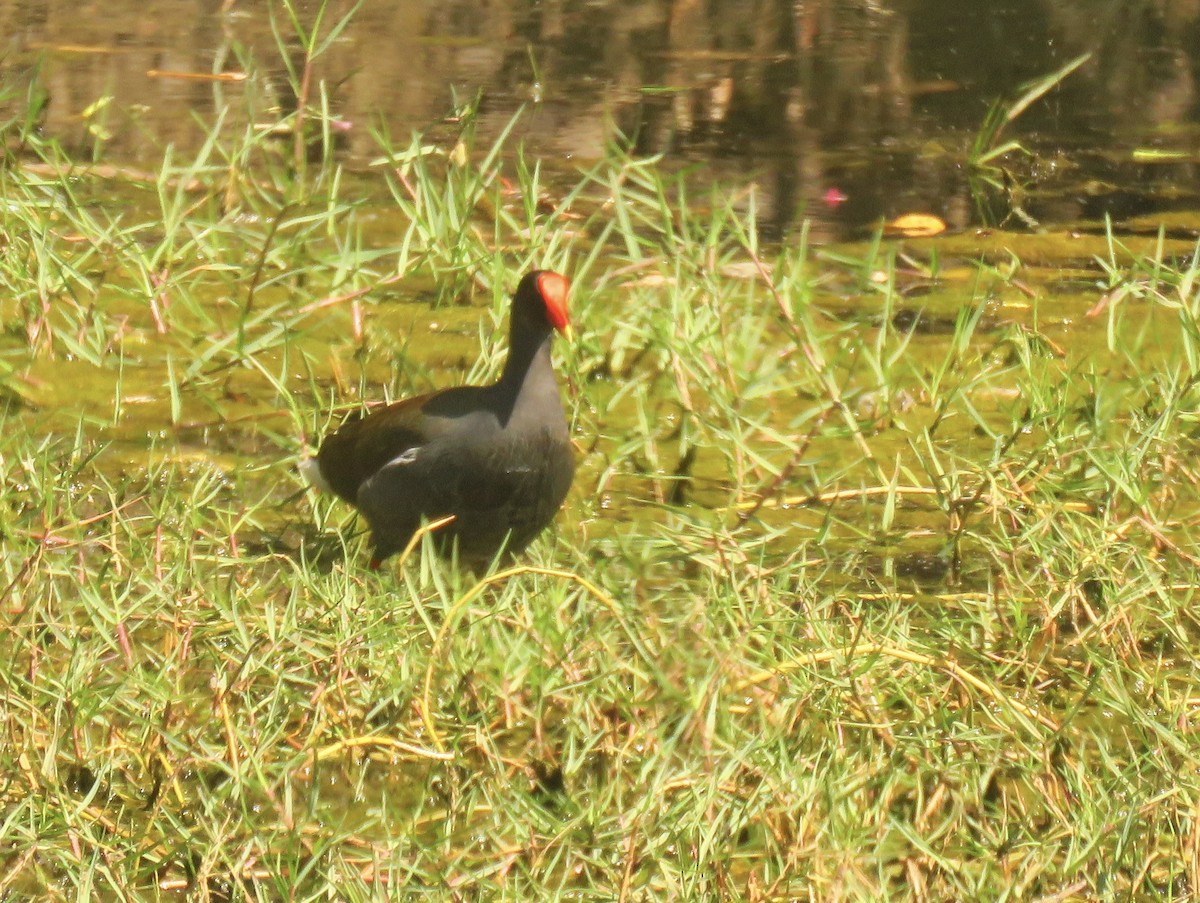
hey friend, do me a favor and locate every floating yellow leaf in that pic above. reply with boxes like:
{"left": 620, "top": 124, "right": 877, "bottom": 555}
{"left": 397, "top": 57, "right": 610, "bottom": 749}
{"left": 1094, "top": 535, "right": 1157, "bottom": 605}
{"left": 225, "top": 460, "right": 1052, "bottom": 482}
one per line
{"left": 146, "top": 69, "right": 248, "bottom": 82}
{"left": 884, "top": 213, "right": 947, "bottom": 238}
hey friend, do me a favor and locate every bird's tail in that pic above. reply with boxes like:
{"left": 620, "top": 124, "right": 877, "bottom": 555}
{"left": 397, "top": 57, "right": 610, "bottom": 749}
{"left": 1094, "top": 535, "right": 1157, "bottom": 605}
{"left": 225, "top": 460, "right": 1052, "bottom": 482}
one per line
{"left": 297, "top": 456, "right": 332, "bottom": 494}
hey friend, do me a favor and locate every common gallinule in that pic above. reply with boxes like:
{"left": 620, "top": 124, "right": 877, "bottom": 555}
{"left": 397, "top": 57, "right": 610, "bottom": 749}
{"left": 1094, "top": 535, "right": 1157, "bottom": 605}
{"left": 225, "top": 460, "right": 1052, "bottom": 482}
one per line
{"left": 301, "top": 271, "right": 575, "bottom": 567}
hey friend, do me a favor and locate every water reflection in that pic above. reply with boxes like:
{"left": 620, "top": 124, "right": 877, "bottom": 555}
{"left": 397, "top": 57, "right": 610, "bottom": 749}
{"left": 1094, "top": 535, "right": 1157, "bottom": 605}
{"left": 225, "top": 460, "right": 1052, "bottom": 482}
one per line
{"left": 4, "top": 0, "right": 1200, "bottom": 237}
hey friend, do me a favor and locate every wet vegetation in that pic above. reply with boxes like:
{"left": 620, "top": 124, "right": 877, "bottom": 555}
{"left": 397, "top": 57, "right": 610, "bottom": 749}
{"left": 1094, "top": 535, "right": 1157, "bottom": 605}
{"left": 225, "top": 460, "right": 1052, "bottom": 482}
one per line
{"left": 4, "top": 3, "right": 1200, "bottom": 901}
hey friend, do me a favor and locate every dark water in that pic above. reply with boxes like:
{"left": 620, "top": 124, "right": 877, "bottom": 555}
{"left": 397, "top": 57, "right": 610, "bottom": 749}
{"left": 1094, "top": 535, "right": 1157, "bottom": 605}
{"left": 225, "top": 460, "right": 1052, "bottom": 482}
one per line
{"left": 4, "top": 0, "right": 1200, "bottom": 239}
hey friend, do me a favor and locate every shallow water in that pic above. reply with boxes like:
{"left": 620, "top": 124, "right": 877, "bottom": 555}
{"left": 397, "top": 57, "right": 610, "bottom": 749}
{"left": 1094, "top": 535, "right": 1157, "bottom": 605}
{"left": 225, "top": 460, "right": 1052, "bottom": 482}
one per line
{"left": 5, "top": 0, "right": 1200, "bottom": 240}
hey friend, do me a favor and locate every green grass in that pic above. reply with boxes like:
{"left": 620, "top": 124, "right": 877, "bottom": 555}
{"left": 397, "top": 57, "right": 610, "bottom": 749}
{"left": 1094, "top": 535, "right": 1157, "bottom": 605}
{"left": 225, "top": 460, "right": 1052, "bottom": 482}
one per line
{"left": 3, "top": 29, "right": 1200, "bottom": 902}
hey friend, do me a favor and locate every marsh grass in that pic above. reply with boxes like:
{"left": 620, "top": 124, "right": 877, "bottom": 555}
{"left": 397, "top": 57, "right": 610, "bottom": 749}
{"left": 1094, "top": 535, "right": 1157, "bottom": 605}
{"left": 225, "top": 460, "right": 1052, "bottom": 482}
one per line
{"left": 3, "top": 19, "right": 1200, "bottom": 902}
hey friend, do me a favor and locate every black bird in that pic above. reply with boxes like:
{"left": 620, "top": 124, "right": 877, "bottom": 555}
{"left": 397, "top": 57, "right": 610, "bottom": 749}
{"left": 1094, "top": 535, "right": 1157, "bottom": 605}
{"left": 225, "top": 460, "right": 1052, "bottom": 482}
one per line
{"left": 302, "top": 271, "right": 575, "bottom": 567}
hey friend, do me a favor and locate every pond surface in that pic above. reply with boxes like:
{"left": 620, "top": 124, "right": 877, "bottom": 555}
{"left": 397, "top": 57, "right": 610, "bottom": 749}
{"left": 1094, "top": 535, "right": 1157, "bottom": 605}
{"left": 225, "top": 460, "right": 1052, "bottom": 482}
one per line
{"left": 6, "top": 0, "right": 1200, "bottom": 240}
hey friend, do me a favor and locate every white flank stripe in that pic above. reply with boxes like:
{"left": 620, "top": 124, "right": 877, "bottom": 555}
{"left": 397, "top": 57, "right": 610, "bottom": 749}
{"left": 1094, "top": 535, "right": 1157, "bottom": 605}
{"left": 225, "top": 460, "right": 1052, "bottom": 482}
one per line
{"left": 383, "top": 447, "right": 420, "bottom": 468}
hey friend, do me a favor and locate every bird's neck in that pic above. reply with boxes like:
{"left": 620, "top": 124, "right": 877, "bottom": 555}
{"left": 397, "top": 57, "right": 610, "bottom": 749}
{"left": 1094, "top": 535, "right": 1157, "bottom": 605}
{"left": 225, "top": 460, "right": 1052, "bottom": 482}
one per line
{"left": 494, "top": 328, "right": 558, "bottom": 425}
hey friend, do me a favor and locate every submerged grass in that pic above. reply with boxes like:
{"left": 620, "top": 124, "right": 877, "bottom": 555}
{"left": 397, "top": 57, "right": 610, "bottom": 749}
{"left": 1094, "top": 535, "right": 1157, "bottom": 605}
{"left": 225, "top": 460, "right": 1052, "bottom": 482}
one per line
{"left": 3, "top": 29, "right": 1200, "bottom": 903}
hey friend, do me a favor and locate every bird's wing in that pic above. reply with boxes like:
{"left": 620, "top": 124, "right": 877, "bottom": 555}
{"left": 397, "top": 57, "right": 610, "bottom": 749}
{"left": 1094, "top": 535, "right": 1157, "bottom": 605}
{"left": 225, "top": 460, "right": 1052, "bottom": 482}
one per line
{"left": 316, "top": 395, "right": 434, "bottom": 503}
